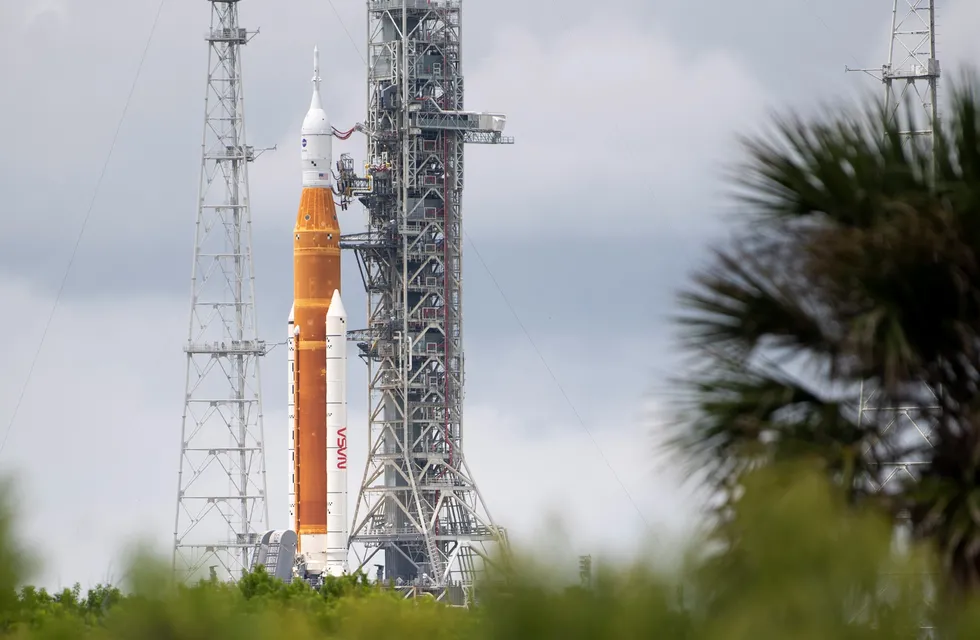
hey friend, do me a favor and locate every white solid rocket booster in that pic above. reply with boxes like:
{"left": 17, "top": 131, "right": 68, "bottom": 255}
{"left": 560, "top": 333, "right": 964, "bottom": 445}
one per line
{"left": 325, "top": 288, "right": 349, "bottom": 576}
{"left": 287, "top": 303, "right": 296, "bottom": 526}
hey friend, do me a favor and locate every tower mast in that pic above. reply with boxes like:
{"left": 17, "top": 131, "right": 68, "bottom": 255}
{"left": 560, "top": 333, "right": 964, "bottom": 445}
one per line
{"left": 848, "top": 0, "right": 940, "bottom": 503}
{"left": 173, "top": 0, "right": 269, "bottom": 582}
{"left": 342, "top": 0, "right": 513, "bottom": 605}
{"left": 848, "top": 1, "right": 940, "bottom": 149}
{"left": 883, "top": 0, "right": 939, "bottom": 151}
{"left": 849, "top": 1, "right": 940, "bottom": 632}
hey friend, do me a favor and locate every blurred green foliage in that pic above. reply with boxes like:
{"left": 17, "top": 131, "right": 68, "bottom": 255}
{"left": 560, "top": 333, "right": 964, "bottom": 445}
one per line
{"left": 5, "top": 463, "right": 980, "bottom": 638}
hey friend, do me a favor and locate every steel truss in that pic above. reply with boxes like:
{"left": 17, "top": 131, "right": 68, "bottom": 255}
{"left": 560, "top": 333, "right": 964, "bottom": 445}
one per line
{"left": 852, "top": 0, "right": 940, "bottom": 520}
{"left": 848, "top": 0, "right": 940, "bottom": 148}
{"left": 849, "top": 2, "right": 940, "bottom": 635}
{"left": 172, "top": 0, "right": 270, "bottom": 583}
{"left": 342, "top": 0, "right": 513, "bottom": 605}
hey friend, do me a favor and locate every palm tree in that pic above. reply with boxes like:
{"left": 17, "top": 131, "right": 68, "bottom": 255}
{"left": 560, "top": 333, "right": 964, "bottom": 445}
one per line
{"left": 669, "top": 76, "right": 980, "bottom": 595}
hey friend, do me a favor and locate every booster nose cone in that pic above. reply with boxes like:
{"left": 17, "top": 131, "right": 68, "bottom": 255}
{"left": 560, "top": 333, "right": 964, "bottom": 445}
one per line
{"left": 327, "top": 289, "right": 347, "bottom": 320}
{"left": 301, "top": 45, "right": 332, "bottom": 188}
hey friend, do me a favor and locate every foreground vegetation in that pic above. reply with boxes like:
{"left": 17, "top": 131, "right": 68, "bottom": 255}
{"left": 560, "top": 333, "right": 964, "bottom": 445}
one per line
{"left": 3, "top": 463, "right": 980, "bottom": 638}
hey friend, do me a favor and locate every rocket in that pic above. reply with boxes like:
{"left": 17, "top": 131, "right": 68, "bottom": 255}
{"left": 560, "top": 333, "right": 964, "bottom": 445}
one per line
{"left": 325, "top": 290, "right": 348, "bottom": 574}
{"left": 287, "top": 46, "right": 348, "bottom": 579}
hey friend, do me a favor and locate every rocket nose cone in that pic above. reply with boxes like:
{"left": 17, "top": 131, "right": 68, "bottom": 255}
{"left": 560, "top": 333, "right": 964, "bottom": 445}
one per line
{"left": 327, "top": 289, "right": 346, "bottom": 319}
{"left": 288, "top": 302, "right": 295, "bottom": 322}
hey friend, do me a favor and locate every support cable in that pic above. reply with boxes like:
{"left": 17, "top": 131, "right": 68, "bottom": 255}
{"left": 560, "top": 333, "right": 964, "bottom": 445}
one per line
{"left": 0, "top": 0, "right": 168, "bottom": 458}
{"left": 464, "top": 232, "right": 651, "bottom": 528}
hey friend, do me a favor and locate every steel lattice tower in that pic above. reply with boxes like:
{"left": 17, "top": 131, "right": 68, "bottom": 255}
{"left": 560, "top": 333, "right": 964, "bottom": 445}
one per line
{"left": 848, "top": 2, "right": 940, "bottom": 633}
{"left": 882, "top": 0, "right": 939, "bottom": 149}
{"left": 341, "top": 0, "right": 513, "bottom": 604}
{"left": 172, "top": 0, "right": 269, "bottom": 583}
{"left": 848, "top": 0, "right": 940, "bottom": 147}
{"left": 848, "top": 0, "right": 940, "bottom": 504}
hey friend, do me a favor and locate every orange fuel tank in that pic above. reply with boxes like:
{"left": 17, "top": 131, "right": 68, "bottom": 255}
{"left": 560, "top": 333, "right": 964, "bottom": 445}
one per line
{"left": 292, "top": 186, "right": 340, "bottom": 543}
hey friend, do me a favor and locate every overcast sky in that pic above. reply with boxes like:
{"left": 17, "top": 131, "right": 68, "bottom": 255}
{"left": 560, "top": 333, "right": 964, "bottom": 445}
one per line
{"left": 2, "top": 0, "right": 980, "bottom": 589}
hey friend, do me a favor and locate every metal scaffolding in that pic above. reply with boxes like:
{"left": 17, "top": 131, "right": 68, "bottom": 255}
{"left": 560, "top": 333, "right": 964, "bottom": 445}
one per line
{"left": 172, "top": 0, "right": 269, "bottom": 583}
{"left": 341, "top": 0, "right": 513, "bottom": 606}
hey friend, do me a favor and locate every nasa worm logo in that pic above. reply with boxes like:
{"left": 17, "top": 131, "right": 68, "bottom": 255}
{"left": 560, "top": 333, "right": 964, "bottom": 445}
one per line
{"left": 301, "top": 138, "right": 307, "bottom": 148}
{"left": 337, "top": 427, "right": 347, "bottom": 470}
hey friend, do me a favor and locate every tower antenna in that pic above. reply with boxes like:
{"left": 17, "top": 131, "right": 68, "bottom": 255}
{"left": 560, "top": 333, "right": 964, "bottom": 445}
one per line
{"left": 846, "top": 0, "right": 940, "bottom": 151}
{"left": 342, "top": 0, "right": 514, "bottom": 605}
{"left": 172, "top": 0, "right": 270, "bottom": 582}
{"left": 847, "top": 0, "right": 941, "bottom": 513}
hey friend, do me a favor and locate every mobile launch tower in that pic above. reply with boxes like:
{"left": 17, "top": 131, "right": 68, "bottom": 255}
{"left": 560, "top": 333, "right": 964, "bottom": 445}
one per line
{"left": 340, "top": 0, "right": 513, "bottom": 603}
{"left": 172, "top": 0, "right": 270, "bottom": 581}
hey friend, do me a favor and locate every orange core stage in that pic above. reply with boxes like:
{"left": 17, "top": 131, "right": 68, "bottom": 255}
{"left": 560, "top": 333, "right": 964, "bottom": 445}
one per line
{"left": 292, "top": 186, "right": 340, "bottom": 542}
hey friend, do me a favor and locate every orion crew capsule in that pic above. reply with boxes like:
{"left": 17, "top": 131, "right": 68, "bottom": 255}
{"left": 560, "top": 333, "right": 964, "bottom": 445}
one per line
{"left": 301, "top": 46, "right": 333, "bottom": 189}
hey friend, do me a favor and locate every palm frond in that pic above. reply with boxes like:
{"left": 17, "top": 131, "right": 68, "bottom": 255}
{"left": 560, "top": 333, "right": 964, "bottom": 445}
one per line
{"left": 666, "top": 355, "right": 882, "bottom": 505}
{"left": 675, "top": 235, "right": 839, "bottom": 366}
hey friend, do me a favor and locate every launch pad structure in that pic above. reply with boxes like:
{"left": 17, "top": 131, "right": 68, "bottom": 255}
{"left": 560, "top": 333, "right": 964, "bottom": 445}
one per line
{"left": 339, "top": 0, "right": 514, "bottom": 603}
{"left": 171, "top": 0, "right": 514, "bottom": 603}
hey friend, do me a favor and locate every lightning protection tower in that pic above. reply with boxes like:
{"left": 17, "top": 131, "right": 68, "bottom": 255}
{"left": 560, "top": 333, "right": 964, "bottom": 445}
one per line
{"left": 173, "top": 0, "right": 269, "bottom": 583}
{"left": 848, "top": 0, "right": 940, "bottom": 149}
{"left": 882, "top": 0, "right": 939, "bottom": 151}
{"left": 341, "top": 0, "right": 513, "bottom": 606}
{"left": 848, "top": 2, "right": 940, "bottom": 633}
{"left": 847, "top": 0, "right": 940, "bottom": 506}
